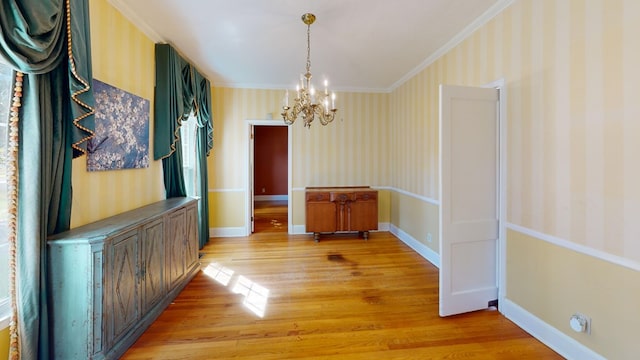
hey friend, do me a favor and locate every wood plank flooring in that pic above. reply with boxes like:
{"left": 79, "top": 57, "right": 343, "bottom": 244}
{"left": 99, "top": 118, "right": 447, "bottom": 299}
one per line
{"left": 122, "top": 204, "right": 562, "bottom": 359}
{"left": 253, "top": 200, "right": 288, "bottom": 233}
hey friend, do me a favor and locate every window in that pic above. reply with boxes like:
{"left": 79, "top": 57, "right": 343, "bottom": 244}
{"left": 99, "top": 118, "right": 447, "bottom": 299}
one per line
{"left": 0, "top": 60, "right": 12, "bottom": 327}
{"left": 180, "top": 113, "right": 199, "bottom": 198}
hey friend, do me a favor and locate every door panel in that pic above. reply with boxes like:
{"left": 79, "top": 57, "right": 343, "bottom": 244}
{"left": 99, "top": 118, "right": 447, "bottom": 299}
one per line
{"left": 108, "top": 231, "right": 139, "bottom": 345}
{"left": 142, "top": 219, "right": 164, "bottom": 313}
{"left": 185, "top": 204, "right": 199, "bottom": 270}
{"left": 439, "top": 84, "right": 499, "bottom": 317}
{"left": 167, "top": 209, "right": 186, "bottom": 288}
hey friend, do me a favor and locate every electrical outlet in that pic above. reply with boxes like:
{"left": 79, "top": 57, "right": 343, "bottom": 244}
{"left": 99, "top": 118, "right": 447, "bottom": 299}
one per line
{"left": 426, "top": 233, "right": 432, "bottom": 243}
{"left": 569, "top": 313, "right": 591, "bottom": 334}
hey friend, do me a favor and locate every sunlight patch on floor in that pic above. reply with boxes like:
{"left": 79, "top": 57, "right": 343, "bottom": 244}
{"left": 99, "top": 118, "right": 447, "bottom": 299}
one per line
{"left": 203, "top": 262, "right": 235, "bottom": 286}
{"left": 203, "top": 262, "right": 270, "bottom": 317}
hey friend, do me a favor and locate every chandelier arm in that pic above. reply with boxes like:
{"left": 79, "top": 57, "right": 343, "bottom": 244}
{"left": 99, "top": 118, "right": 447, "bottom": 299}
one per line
{"left": 282, "top": 13, "right": 337, "bottom": 128}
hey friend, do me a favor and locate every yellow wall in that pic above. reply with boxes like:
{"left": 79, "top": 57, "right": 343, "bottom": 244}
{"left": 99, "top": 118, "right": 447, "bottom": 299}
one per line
{"left": 390, "top": 192, "right": 439, "bottom": 252}
{"left": 0, "top": 326, "right": 8, "bottom": 360}
{"left": 51, "top": 0, "right": 636, "bottom": 357}
{"left": 0, "top": 0, "right": 163, "bottom": 352}
{"left": 210, "top": 87, "right": 393, "bottom": 229}
{"left": 507, "top": 230, "right": 639, "bottom": 359}
{"left": 388, "top": 0, "right": 639, "bottom": 357}
{"left": 71, "top": 0, "right": 164, "bottom": 227}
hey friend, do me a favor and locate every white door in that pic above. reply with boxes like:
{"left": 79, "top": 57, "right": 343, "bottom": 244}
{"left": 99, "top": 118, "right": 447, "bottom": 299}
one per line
{"left": 249, "top": 125, "right": 255, "bottom": 233}
{"left": 439, "top": 84, "right": 500, "bottom": 317}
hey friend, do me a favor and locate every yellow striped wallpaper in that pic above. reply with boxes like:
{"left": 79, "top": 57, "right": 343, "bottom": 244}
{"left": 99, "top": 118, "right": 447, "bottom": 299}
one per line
{"left": 210, "top": 87, "right": 392, "bottom": 227}
{"left": 392, "top": 0, "right": 640, "bottom": 264}
{"left": 0, "top": 327, "right": 7, "bottom": 360}
{"left": 5, "top": 0, "right": 628, "bottom": 357}
{"left": 507, "top": 229, "right": 638, "bottom": 359}
{"left": 387, "top": 1, "right": 638, "bottom": 356}
{"left": 70, "top": 0, "right": 164, "bottom": 227}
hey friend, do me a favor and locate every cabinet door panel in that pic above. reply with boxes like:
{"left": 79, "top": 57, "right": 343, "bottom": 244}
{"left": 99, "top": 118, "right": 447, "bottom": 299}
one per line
{"left": 167, "top": 209, "right": 186, "bottom": 288}
{"left": 306, "top": 202, "right": 336, "bottom": 232}
{"left": 108, "top": 231, "right": 139, "bottom": 346}
{"left": 142, "top": 219, "right": 164, "bottom": 312}
{"left": 185, "top": 204, "right": 199, "bottom": 270}
{"left": 349, "top": 200, "right": 378, "bottom": 231}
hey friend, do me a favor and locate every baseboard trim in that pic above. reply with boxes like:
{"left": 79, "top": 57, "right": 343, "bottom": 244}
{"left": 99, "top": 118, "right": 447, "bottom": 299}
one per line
{"left": 390, "top": 224, "right": 440, "bottom": 268}
{"left": 210, "top": 227, "right": 246, "bottom": 238}
{"left": 501, "top": 298, "right": 606, "bottom": 360}
{"left": 376, "top": 222, "right": 390, "bottom": 232}
{"left": 254, "top": 195, "right": 288, "bottom": 201}
{"left": 292, "top": 225, "right": 307, "bottom": 235}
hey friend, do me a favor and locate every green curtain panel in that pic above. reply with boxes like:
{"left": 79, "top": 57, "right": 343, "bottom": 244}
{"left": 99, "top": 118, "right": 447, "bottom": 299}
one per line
{"left": 154, "top": 44, "right": 187, "bottom": 197}
{"left": 194, "top": 70, "right": 213, "bottom": 248}
{"left": 154, "top": 44, "right": 214, "bottom": 247}
{"left": 0, "top": 0, "right": 95, "bottom": 358}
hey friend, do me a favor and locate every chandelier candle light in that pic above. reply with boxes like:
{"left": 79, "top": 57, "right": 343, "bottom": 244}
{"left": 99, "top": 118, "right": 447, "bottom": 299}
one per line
{"left": 282, "top": 13, "right": 337, "bottom": 128}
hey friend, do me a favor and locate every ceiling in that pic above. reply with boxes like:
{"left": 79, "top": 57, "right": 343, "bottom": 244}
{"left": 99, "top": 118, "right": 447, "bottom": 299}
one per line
{"left": 108, "top": 0, "right": 510, "bottom": 92}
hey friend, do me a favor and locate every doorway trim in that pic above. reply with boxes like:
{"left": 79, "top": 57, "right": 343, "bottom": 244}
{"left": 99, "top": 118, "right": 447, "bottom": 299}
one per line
{"left": 245, "top": 119, "right": 292, "bottom": 235}
{"left": 483, "top": 78, "right": 507, "bottom": 311}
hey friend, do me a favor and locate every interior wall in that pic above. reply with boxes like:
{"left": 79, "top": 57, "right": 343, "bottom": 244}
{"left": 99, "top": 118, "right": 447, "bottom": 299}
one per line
{"left": 254, "top": 126, "right": 287, "bottom": 196}
{"left": 0, "top": 0, "right": 164, "bottom": 352}
{"left": 209, "top": 87, "right": 392, "bottom": 230}
{"left": 71, "top": 0, "right": 164, "bottom": 227}
{"left": 0, "top": 326, "right": 7, "bottom": 360}
{"left": 507, "top": 230, "right": 639, "bottom": 360}
{"left": 389, "top": 0, "right": 639, "bottom": 357}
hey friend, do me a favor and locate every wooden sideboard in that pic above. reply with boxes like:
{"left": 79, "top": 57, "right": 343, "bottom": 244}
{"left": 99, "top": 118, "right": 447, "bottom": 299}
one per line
{"left": 305, "top": 186, "right": 378, "bottom": 241}
{"left": 47, "top": 197, "right": 199, "bottom": 360}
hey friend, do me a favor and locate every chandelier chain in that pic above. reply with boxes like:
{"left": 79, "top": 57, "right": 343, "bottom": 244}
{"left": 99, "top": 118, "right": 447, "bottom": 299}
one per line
{"left": 306, "top": 23, "right": 311, "bottom": 76}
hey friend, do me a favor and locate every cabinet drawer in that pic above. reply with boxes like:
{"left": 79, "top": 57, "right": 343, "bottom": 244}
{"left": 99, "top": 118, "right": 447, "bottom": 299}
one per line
{"left": 330, "top": 192, "right": 356, "bottom": 202}
{"left": 355, "top": 191, "right": 377, "bottom": 201}
{"left": 306, "top": 191, "right": 331, "bottom": 202}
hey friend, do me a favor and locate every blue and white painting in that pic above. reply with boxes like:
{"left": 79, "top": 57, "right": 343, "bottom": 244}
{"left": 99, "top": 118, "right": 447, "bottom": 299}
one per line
{"left": 87, "top": 79, "right": 150, "bottom": 171}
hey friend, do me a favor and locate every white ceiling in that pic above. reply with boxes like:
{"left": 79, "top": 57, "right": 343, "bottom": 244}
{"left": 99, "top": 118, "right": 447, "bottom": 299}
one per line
{"left": 108, "top": 0, "right": 510, "bottom": 92}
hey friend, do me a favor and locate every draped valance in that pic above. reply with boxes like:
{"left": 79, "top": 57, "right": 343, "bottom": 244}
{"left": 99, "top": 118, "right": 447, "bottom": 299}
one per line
{"left": 0, "top": 1, "right": 96, "bottom": 358}
{"left": 0, "top": 0, "right": 95, "bottom": 157}
{"left": 154, "top": 43, "right": 213, "bottom": 161}
{"left": 154, "top": 43, "right": 213, "bottom": 249}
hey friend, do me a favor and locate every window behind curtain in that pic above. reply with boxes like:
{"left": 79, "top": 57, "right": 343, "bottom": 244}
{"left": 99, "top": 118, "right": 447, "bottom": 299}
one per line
{"left": 180, "top": 113, "right": 199, "bottom": 198}
{"left": 0, "top": 60, "right": 12, "bottom": 327}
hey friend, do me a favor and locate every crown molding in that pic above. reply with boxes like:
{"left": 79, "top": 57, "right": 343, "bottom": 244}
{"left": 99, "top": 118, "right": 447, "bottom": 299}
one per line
{"left": 107, "top": 0, "right": 164, "bottom": 43}
{"left": 390, "top": 0, "right": 516, "bottom": 91}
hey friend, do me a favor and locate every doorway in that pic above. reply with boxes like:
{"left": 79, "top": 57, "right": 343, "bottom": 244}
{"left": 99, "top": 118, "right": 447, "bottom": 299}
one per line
{"left": 253, "top": 125, "right": 288, "bottom": 233}
{"left": 246, "top": 120, "right": 292, "bottom": 235}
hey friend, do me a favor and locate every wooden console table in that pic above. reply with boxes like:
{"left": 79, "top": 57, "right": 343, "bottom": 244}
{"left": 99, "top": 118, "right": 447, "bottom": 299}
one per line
{"left": 305, "top": 186, "right": 378, "bottom": 241}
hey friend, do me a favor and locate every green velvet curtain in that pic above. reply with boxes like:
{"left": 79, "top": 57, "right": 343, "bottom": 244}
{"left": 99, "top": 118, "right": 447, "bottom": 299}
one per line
{"left": 154, "top": 44, "right": 213, "bottom": 248}
{"left": 194, "top": 70, "right": 213, "bottom": 248}
{"left": 0, "top": 0, "right": 95, "bottom": 358}
{"left": 154, "top": 44, "right": 187, "bottom": 197}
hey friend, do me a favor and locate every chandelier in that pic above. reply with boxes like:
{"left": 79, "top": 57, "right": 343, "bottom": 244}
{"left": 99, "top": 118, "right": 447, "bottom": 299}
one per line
{"left": 282, "top": 13, "right": 337, "bottom": 128}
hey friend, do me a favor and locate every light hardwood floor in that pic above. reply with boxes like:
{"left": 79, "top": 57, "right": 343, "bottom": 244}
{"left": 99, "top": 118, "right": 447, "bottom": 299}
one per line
{"left": 122, "top": 203, "right": 561, "bottom": 359}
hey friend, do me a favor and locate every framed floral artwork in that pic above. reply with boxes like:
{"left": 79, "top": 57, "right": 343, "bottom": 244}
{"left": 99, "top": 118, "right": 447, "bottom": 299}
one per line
{"left": 87, "top": 79, "right": 150, "bottom": 171}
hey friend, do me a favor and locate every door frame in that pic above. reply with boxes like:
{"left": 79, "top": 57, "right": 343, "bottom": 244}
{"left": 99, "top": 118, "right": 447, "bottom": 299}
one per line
{"left": 438, "top": 78, "right": 507, "bottom": 314}
{"left": 245, "top": 119, "right": 293, "bottom": 235}
{"left": 485, "top": 78, "right": 507, "bottom": 311}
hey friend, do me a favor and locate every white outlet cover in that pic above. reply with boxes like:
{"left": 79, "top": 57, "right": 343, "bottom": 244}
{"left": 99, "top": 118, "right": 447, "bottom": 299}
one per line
{"left": 569, "top": 313, "right": 590, "bottom": 334}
